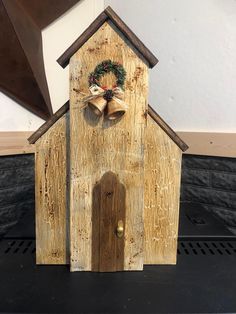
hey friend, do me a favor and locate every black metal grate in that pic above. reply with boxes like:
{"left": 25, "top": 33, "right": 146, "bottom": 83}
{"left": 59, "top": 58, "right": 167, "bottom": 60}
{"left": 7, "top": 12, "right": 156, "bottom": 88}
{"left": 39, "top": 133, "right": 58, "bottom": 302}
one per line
{"left": 0, "top": 239, "right": 35, "bottom": 255}
{"left": 177, "top": 241, "right": 236, "bottom": 256}
{"left": 1, "top": 239, "right": 236, "bottom": 257}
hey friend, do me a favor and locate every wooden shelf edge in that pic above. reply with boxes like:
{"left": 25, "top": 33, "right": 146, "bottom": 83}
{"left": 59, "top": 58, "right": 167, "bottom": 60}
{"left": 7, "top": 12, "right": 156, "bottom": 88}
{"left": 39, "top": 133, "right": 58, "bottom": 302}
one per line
{"left": 178, "top": 131, "right": 236, "bottom": 158}
{"left": 0, "top": 131, "right": 34, "bottom": 156}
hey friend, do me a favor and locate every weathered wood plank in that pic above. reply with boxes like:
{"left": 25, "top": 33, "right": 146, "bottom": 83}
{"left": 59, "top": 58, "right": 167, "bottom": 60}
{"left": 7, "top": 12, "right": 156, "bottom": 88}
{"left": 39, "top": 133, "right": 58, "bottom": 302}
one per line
{"left": 70, "top": 21, "right": 148, "bottom": 271}
{"left": 144, "top": 114, "right": 182, "bottom": 265}
{"left": 35, "top": 114, "right": 68, "bottom": 264}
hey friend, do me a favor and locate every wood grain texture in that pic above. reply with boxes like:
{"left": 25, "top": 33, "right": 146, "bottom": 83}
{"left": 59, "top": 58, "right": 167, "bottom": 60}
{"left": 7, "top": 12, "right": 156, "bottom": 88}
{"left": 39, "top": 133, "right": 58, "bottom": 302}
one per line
{"left": 35, "top": 113, "right": 68, "bottom": 264}
{"left": 58, "top": 6, "right": 158, "bottom": 69}
{"left": 29, "top": 103, "right": 187, "bottom": 150}
{"left": 144, "top": 114, "right": 182, "bottom": 265}
{"left": 0, "top": 132, "right": 34, "bottom": 156}
{"left": 92, "top": 171, "right": 125, "bottom": 272}
{"left": 70, "top": 21, "right": 148, "bottom": 271}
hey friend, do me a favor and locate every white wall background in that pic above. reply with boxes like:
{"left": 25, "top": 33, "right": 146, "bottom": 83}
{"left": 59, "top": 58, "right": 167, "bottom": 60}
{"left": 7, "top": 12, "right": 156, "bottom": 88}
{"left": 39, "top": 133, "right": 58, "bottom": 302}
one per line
{"left": 0, "top": 93, "right": 43, "bottom": 131}
{"left": 42, "top": 0, "right": 104, "bottom": 112}
{"left": 105, "top": 0, "right": 236, "bottom": 132}
{"left": 0, "top": 0, "right": 235, "bottom": 132}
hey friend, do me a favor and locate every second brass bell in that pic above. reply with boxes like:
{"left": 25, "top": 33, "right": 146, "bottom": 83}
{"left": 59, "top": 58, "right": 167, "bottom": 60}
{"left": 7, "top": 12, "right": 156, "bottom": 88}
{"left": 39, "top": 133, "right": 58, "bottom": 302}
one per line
{"left": 106, "top": 98, "right": 127, "bottom": 120}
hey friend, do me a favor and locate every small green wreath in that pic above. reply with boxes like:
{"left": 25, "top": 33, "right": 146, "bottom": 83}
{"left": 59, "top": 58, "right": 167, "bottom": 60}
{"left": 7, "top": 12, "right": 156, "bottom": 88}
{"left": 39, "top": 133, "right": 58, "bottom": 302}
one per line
{"left": 88, "top": 59, "right": 126, "bottom": 92}
{"left": 81, "top": 59, "right": 128, "bottom": 120}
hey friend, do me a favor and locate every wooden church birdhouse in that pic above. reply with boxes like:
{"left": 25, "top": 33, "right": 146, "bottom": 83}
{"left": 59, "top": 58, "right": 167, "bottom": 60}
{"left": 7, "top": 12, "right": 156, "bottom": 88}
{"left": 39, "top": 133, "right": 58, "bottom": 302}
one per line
{"left": 28, "top": 7, "right": 188, "bottom": 272}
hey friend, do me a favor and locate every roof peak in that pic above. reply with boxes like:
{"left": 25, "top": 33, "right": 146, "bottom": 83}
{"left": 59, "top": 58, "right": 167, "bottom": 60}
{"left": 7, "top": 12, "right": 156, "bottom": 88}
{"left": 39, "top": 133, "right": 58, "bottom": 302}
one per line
{"left": 57, "top": 6, "right": 158, "bottom": 69}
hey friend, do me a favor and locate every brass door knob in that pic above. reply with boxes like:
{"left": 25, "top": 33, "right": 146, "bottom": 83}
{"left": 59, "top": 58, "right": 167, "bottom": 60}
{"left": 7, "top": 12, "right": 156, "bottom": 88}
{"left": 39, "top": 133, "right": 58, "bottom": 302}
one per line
{"left": 116, "top": 220, "right": 124, "bottom": 238}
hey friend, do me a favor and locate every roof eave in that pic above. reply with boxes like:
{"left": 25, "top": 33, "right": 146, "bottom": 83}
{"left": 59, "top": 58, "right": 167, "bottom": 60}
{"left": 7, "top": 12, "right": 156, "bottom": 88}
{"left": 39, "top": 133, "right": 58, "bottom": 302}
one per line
{"left": 148, "top": 105, "right": 189, "bottom": 152}
{"left": 28, "top": 101, "right": 69, "bottom": 144}
{"left": 28, "top": 103, "right": 188, "bottom": 152}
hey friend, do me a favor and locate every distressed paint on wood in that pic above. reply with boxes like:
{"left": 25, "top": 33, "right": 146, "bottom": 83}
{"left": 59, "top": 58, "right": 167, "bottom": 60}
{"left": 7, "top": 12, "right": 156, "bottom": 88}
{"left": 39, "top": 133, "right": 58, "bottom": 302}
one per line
{"left": 35, "top": 113, "right": 69, "bottom": 264}
{"left": 144, "top": 114, "right": 182, "bottom": 265}
{"left": 70, "top": 21, "right": 148, "bottom": 271}
{"left": 92, "top": 171, "right": 125, "bottom": 272}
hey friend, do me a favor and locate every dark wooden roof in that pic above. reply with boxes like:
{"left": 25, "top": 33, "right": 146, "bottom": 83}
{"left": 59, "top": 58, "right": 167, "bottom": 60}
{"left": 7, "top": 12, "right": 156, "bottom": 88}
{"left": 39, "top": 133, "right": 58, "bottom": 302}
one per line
{"left": 0, "top": 1, "right": 51, "bottom": 120}
{"left": 3, "top": 0, "right": 53, "bottom": 118}
{"left": 28, "top": 103, "right": 188, "bottom": 152}
{"left": 57, "top": 6, "right": 158, "bottom": 69}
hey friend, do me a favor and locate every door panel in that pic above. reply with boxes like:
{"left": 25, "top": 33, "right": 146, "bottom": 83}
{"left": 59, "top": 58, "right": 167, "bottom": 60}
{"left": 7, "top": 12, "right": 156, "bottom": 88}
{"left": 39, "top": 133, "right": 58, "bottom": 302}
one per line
{"left": 92, "top": 171, "right": 125, "bottom": 272}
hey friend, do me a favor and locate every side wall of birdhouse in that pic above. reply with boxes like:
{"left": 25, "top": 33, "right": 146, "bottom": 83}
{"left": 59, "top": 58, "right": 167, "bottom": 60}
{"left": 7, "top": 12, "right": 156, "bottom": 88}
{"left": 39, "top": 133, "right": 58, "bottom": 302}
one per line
{"left": 35, "top": 113, "right": 69, "bottom": 264}
{"left": 144, "top": 115, "right": 182, "bottom": 264}
{"left": 69, "top": 21, "right": 148, "bottom": 271}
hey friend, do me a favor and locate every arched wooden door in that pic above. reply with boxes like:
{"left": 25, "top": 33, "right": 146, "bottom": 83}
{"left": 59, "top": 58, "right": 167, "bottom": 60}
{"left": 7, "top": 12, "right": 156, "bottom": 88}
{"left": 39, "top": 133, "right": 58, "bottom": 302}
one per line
{"left": 92, "top": 171, "right": 126, "bottom": 272}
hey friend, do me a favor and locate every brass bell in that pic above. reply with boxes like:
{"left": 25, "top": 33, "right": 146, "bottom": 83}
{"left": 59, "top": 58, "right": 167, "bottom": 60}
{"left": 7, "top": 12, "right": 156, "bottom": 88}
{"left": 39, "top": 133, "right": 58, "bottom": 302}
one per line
{"left": 106, "top": 99, "right": 127, "bottom": 120}
{"left": 88, "top": 97, "right": 107, "bottom": 117}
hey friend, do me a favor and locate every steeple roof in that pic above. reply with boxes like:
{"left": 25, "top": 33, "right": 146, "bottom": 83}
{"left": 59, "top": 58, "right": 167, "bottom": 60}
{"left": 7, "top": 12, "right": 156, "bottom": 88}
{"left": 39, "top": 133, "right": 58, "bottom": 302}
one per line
{"left": 57, "top": 6, "right": 158, "bottom": 69}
